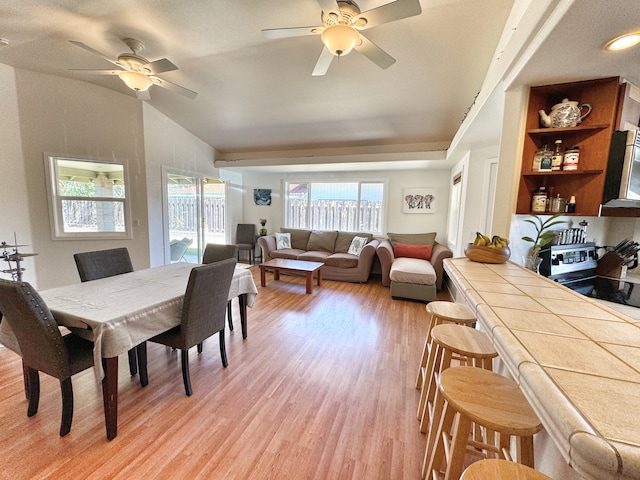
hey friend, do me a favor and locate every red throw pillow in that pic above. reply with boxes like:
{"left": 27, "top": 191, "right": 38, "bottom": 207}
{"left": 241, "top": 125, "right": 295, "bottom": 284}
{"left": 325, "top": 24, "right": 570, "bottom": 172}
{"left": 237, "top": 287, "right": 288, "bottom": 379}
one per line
{"left": 394, "top": 242, "right": 432, "bottom": 261}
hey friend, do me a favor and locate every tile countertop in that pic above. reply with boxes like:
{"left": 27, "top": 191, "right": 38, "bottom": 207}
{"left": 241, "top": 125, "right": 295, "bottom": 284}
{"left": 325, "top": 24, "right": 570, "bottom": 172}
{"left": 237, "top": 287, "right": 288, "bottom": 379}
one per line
{"left": 444, "top": 258, "right": 640, "bottom": 480}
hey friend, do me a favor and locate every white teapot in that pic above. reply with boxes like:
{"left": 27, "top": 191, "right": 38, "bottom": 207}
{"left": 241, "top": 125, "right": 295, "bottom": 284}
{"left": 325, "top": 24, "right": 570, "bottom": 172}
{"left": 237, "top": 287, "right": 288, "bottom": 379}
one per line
{"left": 539, "top": 98, "right": 592, "bottom": 128}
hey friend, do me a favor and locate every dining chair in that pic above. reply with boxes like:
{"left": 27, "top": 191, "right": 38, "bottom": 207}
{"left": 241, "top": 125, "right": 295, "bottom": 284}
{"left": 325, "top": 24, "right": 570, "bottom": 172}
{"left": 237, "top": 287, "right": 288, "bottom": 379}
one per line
{"left": 0, "top": 279, "right": 95, "bottom": 436}
{"left": 147, "top": 258, "right": 237, "bottom": 396}
{"left": 203, "top": 243, "right": 238, "bottom": 332}
{"left": 73, "top": 247, "right": 141, "bottom": 379}
{"left": 235, "top": 224, "right": 256, "bottom": 264}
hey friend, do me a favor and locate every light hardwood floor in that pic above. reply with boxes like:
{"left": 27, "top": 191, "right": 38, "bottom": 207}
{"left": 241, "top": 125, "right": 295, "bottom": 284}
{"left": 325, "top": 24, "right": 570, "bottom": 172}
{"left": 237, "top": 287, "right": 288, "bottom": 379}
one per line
{"left": 0, "top": 268, "right": 450, "bottom": 479}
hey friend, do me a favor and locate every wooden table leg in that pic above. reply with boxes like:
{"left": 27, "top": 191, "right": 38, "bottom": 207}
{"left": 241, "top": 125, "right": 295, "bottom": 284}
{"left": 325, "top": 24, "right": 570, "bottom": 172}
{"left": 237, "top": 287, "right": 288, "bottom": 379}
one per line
{"left": 239, "top": 294, "right": 248, "bottom": 339}
{"left": 317, "top": 268, "right": 322, "bottom": 286}
{"left": 305, "top": 272, "right": 313, "bottom": 294}
{"left": 101, "top": 356, "right": 119, "bottom": 440}
{"left": 273, "top": 268, "right": 280, "bottom": 281}
{"left": 136, "top": 343, "right": 148, "bottom": 387}
{"left": 260, "top": 266, "right": 266, "bottom": 287}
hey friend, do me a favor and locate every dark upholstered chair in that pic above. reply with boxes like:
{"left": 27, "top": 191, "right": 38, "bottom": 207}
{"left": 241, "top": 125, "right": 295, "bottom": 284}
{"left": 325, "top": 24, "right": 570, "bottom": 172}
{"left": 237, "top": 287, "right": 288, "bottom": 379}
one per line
{"left": 73, "top": 248, "right": 141, "bottom": 379}
{"left": 148, "top": 258, "right": 237, "bottom": 396}
{"left": 203, "top": 243, "right": 238, "bottom": 331}
{"left": 0, "top": 279, "right": 95, "bottom": 436}
{"left": 235, "top": 224, "right": 256, "bottom": 264}
{"left": 74, "top": 247, "right": 133, "bottom": 281}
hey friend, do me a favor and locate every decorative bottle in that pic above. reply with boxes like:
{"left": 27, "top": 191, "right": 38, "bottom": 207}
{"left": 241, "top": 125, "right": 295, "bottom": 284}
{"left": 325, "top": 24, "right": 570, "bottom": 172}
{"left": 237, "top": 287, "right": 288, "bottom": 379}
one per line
{"left": 552, "top": 139, "right": 563, "bottom": 171}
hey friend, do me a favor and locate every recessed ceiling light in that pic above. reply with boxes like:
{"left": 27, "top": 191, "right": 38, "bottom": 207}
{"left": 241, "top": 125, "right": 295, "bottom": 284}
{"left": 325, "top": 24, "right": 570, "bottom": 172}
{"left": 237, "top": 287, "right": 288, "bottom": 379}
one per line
{"left": 604, "top": 32, "right": 640, "bottom": 51}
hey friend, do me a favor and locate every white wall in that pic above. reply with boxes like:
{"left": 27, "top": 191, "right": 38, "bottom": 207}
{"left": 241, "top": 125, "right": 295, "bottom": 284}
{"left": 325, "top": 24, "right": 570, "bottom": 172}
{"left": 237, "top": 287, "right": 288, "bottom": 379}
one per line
{"left": 0, "top": 65, "right": 34, "bottom": 283}
{"left": 3, "top": 68, "right": 150, "bottom": 289}
{"left": 142, "top": 103, "right": 243, "bottom": 266}
{"left": 237, "top": 168, "right": 451, "bottom": 242}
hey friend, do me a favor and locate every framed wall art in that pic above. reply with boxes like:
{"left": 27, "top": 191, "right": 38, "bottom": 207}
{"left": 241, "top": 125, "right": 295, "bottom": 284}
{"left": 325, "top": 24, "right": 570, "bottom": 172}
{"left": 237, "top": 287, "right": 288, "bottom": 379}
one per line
{"left": 403, "top": 187, "right": 436, "bottom": 214}
{"left": 253, "top": 188, "right": 272, "bottom": 206}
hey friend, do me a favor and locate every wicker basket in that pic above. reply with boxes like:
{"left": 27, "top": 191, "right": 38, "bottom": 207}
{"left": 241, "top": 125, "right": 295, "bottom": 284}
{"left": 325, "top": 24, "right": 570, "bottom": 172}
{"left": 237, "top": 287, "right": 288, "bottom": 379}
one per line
{"left": 464, "top": 244, "right": 511, "bottom": 264}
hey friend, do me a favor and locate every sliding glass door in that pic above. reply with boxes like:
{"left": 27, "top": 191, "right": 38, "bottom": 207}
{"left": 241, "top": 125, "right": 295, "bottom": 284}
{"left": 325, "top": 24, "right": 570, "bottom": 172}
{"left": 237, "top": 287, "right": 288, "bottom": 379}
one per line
{"left": 164, "top": 171, "right": 226, "bottom": 263}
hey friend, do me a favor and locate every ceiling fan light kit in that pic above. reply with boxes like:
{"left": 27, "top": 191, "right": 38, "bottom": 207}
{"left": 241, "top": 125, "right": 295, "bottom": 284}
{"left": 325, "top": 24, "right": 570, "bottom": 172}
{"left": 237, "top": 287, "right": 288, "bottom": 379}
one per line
{"left": 118, "top": 71, "right": 153, "bottom": 92}
{"left": 321, "top": 25, "right": 360, "bottom": 56}
{"left": 262, "top": 0, "right": 422, "bottom": 76}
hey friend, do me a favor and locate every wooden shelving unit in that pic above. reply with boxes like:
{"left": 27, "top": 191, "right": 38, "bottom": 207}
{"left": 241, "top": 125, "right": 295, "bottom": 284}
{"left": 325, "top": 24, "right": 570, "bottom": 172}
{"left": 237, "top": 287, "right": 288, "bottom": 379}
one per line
{"left": 516, "top": 77, "right": 622, "bottom": 215}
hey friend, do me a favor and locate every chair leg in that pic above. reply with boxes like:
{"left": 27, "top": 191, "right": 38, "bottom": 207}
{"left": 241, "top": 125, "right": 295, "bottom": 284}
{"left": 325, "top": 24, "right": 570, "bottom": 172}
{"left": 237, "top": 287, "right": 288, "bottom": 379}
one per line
{"left": 127, "top": 348, "right": 138, "bottom": 375}
{"left": 219, "top": 330, "right": 228, "bottom": 368}
{"left": 227, "top": 300, "right": 234, "bottom": 331}
{"left": 26, "top": 367, "right": 40, "bottom": 417}
{"left": 59, "top": 377, "right": 73, "bottom": 436}
{"left": 136, "top": 342, "right": 148, "bottom": 387}
{"left": 22, "top": 360, "right": 30, "bottom": 400}
{"left": 197, "top": 342, "right": 203, "bottom": 354}
{"left": 181, "top": 349, "right": 192, "bottom": 396}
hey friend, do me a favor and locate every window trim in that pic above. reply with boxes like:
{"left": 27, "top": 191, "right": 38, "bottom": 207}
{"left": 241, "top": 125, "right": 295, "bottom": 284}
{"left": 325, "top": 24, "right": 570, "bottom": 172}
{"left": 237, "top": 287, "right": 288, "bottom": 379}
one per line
{"left": 283, "top": 178, "right": 387, "bottom": 235}
{"left": 44, "top": 153, "right": 133, "bottom": 240}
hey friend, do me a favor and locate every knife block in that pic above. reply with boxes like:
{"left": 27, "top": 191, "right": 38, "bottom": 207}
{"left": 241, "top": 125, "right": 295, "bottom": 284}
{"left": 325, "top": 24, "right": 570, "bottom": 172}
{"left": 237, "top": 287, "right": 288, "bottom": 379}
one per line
{"left": 595, "top": 251, "right": 626, "bottom": 278}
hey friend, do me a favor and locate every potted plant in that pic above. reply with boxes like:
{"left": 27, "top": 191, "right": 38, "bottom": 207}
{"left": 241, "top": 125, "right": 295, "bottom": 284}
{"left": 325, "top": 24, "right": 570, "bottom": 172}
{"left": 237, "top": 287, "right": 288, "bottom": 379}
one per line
{"left": 521, "top": 213, "right": 566, "bottom": 270}
{"left": 259, "top": 218, "right": 267, "bottom": 236}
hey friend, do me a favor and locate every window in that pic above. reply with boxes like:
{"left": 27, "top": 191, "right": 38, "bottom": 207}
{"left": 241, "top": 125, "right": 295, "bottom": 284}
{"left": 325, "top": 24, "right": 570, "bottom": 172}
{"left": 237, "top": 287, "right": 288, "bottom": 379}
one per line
{"left": 45, "top": 155, "right": 131, "bottom": 239}
{"left": 285, "top": 181, "right": 385, "bottom": 234}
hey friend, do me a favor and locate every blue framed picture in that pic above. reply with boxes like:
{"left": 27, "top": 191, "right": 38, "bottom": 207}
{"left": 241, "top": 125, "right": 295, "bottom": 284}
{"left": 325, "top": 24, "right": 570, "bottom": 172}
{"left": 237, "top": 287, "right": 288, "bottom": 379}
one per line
{"left": 254, "top": 189, "right": 272, "bottom": 206}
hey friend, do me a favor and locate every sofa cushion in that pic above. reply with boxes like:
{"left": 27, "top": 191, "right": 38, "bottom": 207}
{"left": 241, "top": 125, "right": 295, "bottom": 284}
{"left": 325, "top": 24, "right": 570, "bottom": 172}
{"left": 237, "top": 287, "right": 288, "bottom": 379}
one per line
{"left": 280, "top": 228, "right": 312, "bottom": 250}
{"left": 307, "top": 230, "right": 338, "bottom": 253}
{"left": 298, "top": 251, "right": 332, "bottom": 263}
{"left": 334, "top": 231, "right": 373, "bottom": 253}
{"left": 389, "top": 257, "right": 437, "bottom": 285}
{"left": 271, "top": 248, "right": 305, "bottom": 260}
{"left": 387, "top": 232, "right": 436, "bottom": 247}
{"left": 394, "top": 242, "right": 432, "bottom": 261}
{"left": 325, "top": 253, "right": 359, "bottom": 268}
{"left": 275, "top": 232, "right": 292, "bottom": 249}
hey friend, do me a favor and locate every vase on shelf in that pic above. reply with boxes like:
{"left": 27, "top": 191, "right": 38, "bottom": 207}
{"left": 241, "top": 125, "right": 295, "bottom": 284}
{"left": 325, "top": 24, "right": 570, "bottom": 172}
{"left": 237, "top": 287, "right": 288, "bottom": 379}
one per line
{"left": 260, "top": 228, "right": 267, "bottom": 236}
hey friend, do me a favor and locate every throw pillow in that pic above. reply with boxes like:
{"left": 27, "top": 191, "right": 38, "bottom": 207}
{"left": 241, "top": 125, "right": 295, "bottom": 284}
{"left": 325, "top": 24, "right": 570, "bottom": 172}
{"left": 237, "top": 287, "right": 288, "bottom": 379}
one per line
{"left": 280, "top": 228, "right": 312, "bottom": 250}
{"left": 348, "top": 236, "right": 369, "bottom": 256}
{"left": 275, "top": 232, "right": 292, "bottom": 249}
{"left": 394, "top": 242, "right": 432, "bottom": 261}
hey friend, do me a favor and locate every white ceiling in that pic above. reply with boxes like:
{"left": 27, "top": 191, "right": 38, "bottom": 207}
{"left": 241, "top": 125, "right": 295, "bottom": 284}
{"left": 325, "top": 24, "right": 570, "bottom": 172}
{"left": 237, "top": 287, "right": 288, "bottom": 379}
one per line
{"left": 1, "top": 0, "right": 639, "bottom": 172}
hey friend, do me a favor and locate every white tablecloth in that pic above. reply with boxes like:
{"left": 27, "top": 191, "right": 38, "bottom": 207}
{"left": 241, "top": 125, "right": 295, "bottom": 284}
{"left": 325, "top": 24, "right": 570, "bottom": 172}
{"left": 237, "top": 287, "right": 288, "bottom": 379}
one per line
{"left": 0, "top": 263, "right": 258, "bottom": 381}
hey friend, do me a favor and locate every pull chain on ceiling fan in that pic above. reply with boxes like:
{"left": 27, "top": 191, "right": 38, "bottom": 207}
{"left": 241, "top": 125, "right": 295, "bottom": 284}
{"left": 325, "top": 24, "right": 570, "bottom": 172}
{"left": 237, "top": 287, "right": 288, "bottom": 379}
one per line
{"left": 262, "top": 0, "right": 422, "bottom": 76}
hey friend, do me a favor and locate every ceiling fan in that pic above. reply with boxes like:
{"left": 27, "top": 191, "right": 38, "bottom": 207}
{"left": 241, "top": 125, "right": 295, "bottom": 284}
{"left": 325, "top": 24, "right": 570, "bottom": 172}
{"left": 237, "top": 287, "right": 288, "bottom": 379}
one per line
{"left": 262, "top": 0, "right": 422, "bottom": 76}
{"left": 68, "top": 38, "right": 197, "bottom": 100}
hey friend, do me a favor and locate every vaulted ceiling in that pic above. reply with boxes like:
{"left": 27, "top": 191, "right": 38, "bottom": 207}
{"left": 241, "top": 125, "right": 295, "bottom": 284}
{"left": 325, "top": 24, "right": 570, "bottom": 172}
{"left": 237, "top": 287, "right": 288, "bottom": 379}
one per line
{"left": 1, "top": 0, "right": 639, "bottom": 171}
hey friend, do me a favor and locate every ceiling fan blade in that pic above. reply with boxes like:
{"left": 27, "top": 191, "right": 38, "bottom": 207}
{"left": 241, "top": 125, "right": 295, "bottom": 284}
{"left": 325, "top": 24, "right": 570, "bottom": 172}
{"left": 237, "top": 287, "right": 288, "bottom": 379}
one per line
{"left": 354, "top": 35, "right": 395, "bottom": 70}
{"left": 262, "top": 26, "right": 320, "bottom": 39}
{"left": 312, "top": 47, "right": 335, "bottom": 76}
{"left": 136, "top": 89, "right": 151, "bottom": 100}
{"left": 145, "top": 58, "right": 178, "bottom": 74}
{"left": 316, "top": 0, "right": 341, "bottom": 17}
{"left": 354, "top": 0, "right": 422, "bottom": 30}
{"left": 151, "top": 77, "right": 198, "bottom": 100}
{"left": 69, "top": 69, "right": 121, "bottom": 75}
{"left": 69, "top": 40, "right": 120, "bottom": 67}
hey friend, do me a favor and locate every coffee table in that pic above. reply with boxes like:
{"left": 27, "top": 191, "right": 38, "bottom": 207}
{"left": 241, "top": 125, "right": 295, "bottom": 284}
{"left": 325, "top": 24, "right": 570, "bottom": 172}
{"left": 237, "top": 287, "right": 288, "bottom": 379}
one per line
{"left": 259, "top": 258, "right": 324, "bottom": 294}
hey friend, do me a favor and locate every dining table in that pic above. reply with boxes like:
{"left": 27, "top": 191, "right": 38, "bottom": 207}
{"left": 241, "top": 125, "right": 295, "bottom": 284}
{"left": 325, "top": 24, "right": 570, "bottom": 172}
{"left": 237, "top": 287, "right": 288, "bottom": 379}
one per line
{"left": 0, "top": 262, "right": 258, "bottom": 440}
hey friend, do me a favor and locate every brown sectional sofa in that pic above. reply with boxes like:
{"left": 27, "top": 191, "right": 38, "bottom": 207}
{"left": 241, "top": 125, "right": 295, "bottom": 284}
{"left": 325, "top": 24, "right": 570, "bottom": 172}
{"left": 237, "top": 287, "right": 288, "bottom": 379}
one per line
{"left": 376, "top": 232, "right": 452, "bottom": 302}
{"left": 257, "top": 228, "right": 379, "bottom": 283}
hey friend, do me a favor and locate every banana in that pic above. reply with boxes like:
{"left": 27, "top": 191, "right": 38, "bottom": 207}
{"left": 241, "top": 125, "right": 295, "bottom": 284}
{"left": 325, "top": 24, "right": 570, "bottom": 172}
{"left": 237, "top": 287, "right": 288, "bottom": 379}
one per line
{"left": 474, "top": 232, "right": 509, "bottom": 248}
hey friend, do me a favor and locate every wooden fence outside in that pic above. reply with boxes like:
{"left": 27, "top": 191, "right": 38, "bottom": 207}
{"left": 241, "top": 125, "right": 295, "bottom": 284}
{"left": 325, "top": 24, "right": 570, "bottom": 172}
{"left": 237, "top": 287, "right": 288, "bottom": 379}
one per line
{"left": 287, "top": 199, "right": 381, "bottom": 232}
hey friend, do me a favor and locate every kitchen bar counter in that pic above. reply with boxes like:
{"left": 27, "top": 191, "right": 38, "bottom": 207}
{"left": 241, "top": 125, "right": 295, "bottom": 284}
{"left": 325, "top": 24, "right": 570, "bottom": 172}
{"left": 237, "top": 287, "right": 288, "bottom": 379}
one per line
{"left": 444, "top": 257, "right": 640, "bottom": 480}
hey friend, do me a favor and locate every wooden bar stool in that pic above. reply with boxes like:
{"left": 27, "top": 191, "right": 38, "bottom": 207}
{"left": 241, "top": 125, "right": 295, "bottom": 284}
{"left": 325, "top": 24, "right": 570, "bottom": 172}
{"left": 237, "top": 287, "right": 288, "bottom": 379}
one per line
{"left": 461, "top": 459, "right": 553, "bottom": 479}
{"left": 423, "top": 366, "right": 543, "bottom": 480}
{"left": 416, "top": 302, "right": 476, "bottom": 392}
{"left": 418, "top": 323, "right": 497, "bottom": 434}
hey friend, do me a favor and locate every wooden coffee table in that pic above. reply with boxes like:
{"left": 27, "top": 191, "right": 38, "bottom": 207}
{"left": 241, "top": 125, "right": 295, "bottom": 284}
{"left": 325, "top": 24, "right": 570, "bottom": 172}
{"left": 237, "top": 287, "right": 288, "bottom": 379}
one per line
{"left": 259, "top": 258, "right": 324, "bottom": 294}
